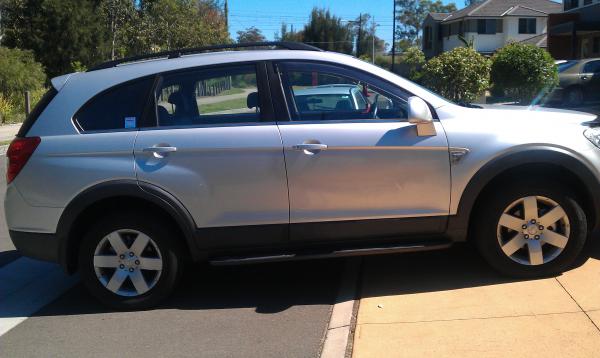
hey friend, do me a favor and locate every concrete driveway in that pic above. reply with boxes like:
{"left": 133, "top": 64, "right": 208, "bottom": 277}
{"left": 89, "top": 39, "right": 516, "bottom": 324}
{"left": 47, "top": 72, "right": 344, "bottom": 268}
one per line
{"left": 352, "top": 242, "right": 600, "bottom": 357}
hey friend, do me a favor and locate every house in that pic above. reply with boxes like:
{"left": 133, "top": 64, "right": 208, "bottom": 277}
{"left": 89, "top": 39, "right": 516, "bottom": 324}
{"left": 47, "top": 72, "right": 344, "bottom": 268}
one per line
{"left": 548, "top": 0, "right": 600, "bottom": 59}
{"left": 422, "top": 0, "right": 562, "bottom": 58}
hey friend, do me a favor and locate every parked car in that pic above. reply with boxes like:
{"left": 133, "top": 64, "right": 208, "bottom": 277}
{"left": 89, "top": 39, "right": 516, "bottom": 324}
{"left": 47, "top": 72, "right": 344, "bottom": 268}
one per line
{"left": 6, "top": 42, "right": 600, "bottom": 309}
{"left": 556, "top": 58, "right": 600, "bottom": 106}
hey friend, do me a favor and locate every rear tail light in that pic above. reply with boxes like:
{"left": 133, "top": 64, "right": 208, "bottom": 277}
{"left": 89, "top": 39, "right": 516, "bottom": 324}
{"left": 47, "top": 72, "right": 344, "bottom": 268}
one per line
{"left": 6, "top": 137, "right": 41, "bottom": 184}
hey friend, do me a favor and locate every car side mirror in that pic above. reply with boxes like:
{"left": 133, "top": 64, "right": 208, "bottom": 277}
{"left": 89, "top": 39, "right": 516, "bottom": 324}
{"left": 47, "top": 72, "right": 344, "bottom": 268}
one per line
{"left": 407, "top": 96, "right": 436, "bottom": 136}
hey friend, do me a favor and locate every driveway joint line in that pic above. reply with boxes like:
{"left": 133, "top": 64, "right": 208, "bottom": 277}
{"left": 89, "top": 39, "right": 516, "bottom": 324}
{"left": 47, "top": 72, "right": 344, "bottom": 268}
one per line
{"left": 555, "top": 277, "right": 600, "bottom": 333}
{"left": 356, "top": 310, "right": 586, "bottom": 326}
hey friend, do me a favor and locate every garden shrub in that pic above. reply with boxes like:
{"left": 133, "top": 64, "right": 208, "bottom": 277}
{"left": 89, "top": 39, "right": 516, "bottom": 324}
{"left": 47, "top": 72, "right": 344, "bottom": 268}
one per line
{"left": 490, "top": 43, "right": 557, "bottom": 103}
{"left": 421, "top": 47, "right": 490, "bottom": 103}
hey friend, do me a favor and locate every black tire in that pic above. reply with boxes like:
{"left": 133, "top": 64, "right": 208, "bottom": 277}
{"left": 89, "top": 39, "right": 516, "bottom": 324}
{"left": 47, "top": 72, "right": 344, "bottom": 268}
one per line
{"left": 78, "top": 211, "right": 184, "bottom": 309}
{"left": 474, "top": 181, "right": 587, "bottom": 278}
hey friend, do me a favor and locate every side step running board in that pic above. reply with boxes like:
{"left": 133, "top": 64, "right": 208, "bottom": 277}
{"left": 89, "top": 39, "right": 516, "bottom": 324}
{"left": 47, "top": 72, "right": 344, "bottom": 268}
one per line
{"left": 209, "top": 241, "right": 452, "bottom": 266}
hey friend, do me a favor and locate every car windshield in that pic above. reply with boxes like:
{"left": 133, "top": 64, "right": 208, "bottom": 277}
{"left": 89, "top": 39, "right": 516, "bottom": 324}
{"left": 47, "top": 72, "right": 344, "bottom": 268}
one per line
{"left": 558, "top": 61, "right": 578, "bottom": 73}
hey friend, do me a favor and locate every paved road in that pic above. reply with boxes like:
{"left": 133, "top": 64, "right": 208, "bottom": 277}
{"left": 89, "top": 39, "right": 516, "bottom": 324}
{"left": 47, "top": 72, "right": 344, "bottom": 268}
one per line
{"left": 0, "top": 155, "right": 344, "bottom": 357}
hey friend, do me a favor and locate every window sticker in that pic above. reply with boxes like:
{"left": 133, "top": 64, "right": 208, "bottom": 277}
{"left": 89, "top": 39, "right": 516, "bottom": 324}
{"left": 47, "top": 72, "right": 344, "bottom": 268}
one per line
{"left": 124, "top": 117, "right": 136, "bottom": 128}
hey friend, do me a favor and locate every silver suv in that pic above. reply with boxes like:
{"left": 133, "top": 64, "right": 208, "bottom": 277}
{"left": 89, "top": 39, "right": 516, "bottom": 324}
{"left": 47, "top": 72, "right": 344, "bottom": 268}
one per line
{"left": 6, "top": 42, "right": 600, "bottom": 309}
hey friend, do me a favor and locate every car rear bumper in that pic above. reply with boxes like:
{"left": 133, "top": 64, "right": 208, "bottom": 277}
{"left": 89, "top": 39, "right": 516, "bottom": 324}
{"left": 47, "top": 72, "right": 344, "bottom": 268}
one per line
{"left": 9, "top": 230, "right": 59, "bottom": 263}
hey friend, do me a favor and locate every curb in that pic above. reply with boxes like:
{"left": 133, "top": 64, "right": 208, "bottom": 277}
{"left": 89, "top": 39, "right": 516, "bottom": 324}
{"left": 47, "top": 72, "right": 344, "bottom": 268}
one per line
{"left": 0, "top": 144, "right": 8, "bottom": 156}
{"left": 320, "top": 258, "right": 361, "bottom": 358}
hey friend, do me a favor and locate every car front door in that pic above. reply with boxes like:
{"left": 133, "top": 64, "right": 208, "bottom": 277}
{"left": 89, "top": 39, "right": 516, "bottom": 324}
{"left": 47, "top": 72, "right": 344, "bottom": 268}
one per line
{"left": 274, "top": 61, "right": 451, "bottom": 242}
{"left": 134, "top": 62, "right": 289, "bottom": 249}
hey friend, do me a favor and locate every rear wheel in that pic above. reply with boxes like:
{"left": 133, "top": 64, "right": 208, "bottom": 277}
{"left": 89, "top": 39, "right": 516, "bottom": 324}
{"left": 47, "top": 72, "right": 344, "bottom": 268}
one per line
{"left": 474, "top": 181, "right": 587, "bottom": 277}
{"left": 79, "top": 212, "right": 183, "bottom": 309}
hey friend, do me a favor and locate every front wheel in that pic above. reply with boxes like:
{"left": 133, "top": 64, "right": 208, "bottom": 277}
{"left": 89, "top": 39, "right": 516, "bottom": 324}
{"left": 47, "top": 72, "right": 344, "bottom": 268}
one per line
{"left": 474, "top": 182, "right": 587, "bottom": 277}
{"left": 79, "top": 212, "right": 184, "bottom": 309}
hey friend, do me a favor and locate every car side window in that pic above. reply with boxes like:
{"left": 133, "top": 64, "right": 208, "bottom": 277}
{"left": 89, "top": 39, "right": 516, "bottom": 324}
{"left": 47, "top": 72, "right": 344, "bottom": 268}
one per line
{"left": 155, "top": 64, "right": 261, "bottom": 127}
{"left": 280, "top": 64, "right": 408, "bottom": 122}
{"left": 74, "top": 78, "right": 154, "bottom": 132}
{"left": 583, "top": 61, "right": 600, "bottom": 74}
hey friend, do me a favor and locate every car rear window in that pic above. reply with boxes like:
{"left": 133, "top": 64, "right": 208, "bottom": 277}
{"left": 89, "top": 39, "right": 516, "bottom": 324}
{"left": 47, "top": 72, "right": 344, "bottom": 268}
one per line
{"left": 74, "top": 78, "right": 154, "bottom": 132}
{"left": 16, "top": 87, "right": 58, "bottom": 137}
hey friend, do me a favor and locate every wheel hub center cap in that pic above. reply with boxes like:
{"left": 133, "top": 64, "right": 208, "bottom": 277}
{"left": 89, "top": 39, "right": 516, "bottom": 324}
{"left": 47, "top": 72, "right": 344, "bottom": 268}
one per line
{"left": 526, "top": 225, "right": 539, "bottom": 235}
{"left": 119, "top": 253, "right": 139, "bottom": 269}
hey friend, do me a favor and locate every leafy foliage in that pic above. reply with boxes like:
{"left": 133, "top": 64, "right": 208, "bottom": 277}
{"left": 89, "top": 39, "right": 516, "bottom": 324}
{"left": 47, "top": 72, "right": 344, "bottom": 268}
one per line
{"left": 275, "top": 23, "right": 304, "bottom": 42}
{"left": 301, "top": 8, "right": 353, "bottom": 54}
{"left": 422, "top": 47, "right": 490, "bottom": 102}
{"left": 401, "top": 46, "right": 425, "bottom": 82}
{"left": 395, "top": 0, "right": 457, "bottom": 45}
{"left": 1, "top": 0, "right": 230, "bottom": 77}
{"left": 237, "top": 27, "right": 266, "bottom": 43}
{"left": 490, "top": 43, "right": 558, "bottom": 103}
{"left": 354, "top": 14, "right": 386, "bottom": 59}
{"left": 2, "top": 0, "right": 107, "bottom": 78}
{"left": 0, "top": 47, "right": 45, "bottom": 95}
{"left": 0, "top": 47, "right": 46, "bottom": 123}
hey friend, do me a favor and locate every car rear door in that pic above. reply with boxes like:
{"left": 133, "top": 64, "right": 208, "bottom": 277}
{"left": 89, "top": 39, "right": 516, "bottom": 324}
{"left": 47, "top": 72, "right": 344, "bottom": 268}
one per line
{"left": 272, "top": 61, "right": 451, "bottom": 242}
{"left": 582, "top": 60, "right": 600, "bottom": 100}
{"left": 134, "top": 62, "right": 289, "bottom": 249}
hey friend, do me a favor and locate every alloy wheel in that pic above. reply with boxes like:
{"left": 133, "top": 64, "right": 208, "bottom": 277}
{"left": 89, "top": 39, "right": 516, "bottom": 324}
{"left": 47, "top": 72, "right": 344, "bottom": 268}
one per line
{"left": 496, "top": 196, "right": 570, "bottom": 266}
{"left": 93, "top": 229, "right": 163, "bottom": 297}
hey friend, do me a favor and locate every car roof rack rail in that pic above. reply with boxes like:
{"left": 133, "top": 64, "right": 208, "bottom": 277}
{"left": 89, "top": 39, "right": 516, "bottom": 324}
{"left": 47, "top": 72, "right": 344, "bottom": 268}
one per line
{"left": 88, "top": 41, "right": 323, "bottom": 71}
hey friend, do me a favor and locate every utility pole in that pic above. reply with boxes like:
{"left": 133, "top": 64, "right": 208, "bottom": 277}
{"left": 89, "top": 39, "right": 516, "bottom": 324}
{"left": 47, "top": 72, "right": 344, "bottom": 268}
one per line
{"left": 357, "top": 13, "right": 362, "bottom": 57}
{"left": 391, "top": 0, "right": 397, "bottom": 72}
{"left": 224, "top": 0, "right": 229, "bottom": 31}
{"left": 371, "top": 16, "right": 379, "bottom": 64}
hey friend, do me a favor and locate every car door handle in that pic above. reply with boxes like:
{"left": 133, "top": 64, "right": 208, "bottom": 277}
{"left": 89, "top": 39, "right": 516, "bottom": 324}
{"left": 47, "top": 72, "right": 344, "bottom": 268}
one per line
{"left": 143, "top": 146, "right": 177, "bottom": 153}
{"left": 142, "top": 145, "right": 177, "bottom": 158}
{"left": 292, "top": 143, "right": 328, "bottom": 151}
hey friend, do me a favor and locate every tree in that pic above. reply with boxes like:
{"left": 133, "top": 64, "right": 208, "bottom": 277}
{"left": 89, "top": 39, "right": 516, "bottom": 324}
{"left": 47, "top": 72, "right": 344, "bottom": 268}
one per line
{"left": 100, "top": 0, "right": 137, "bottom": 60}
{"left": 401, "top": 46, "right": 425, "bottom": 82}
{"left": 139, "top": 0, "right": 229, "bottom": 52}
{"left": 236, "top": 26, "right": 266, "bottom": 43}
{"left": 275, "top": 23, "right": 303, "bottom": 42}
{"left": 302, "top": 7, "right": 353, "bottom": 54}
{"left": 395, "top": 0, "right": 456, "bottom": 46}
{"left": 421, "top": 47, "right": 490, "bottom": 102}
{"left": 0, "top": 46, "right": 45, "bottom": 123}
{"left": 354, "top": 14, "right": 386, "bottom": 59}
{"left": 491, "top": 43, "right": 558, "bottom": 103}
{"left": 1, "top": 0, "right": 108, "bottom": 78}
{"left": 0, "top": 46, "right": 45, "bottom": 96}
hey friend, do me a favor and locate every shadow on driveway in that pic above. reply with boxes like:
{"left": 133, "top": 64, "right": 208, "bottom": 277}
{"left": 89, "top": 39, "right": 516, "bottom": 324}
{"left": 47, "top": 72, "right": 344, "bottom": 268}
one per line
{"left": 358, "top": 235, "right": 600, "bottom": 300}
{"left": 27, "top": 257, "right": 346, "bottom": 317}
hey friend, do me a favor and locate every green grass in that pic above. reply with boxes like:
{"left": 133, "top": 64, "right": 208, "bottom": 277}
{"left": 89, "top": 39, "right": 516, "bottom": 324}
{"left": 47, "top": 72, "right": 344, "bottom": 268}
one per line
{"left": 200, "top": 97, "right": 248, "bottom": 114}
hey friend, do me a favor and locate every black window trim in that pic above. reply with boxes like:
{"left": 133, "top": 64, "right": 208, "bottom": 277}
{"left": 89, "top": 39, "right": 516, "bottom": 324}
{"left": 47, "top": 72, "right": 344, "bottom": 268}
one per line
{"left": 144, "top": 61, "right": 275, "bottom": 130}
{"left": 18, "top": 87, "right": 58, "bottom": 137}
{"left": 74, "top": 60, "right": 276, "bottom": 134}
{"left": 273, "top": 60, "right": 420, "bottom": 123}
{"left": 73, "top": 75, "right": 157, "bottom": 134}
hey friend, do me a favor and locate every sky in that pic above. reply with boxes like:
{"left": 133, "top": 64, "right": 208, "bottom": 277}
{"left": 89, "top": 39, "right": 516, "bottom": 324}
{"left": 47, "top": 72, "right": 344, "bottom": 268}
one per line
{"left": 227, "top": 0, "right": 467, "bottom": 49}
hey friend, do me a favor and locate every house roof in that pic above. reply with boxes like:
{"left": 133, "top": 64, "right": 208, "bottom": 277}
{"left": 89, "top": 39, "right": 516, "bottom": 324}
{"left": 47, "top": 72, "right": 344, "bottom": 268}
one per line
{"left": 437, "top": 0, "right": 561, "bottom": 22}
{"left": 428, "top": 12, "right": 452, "bottom": 21}
{"left": 517, "top": 33, "right": 548, "bottom": 47}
